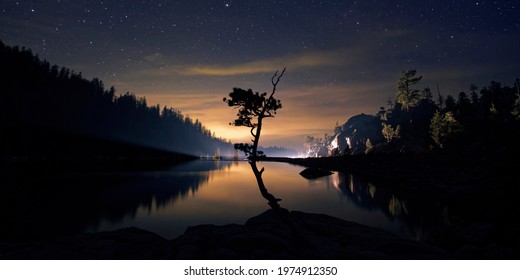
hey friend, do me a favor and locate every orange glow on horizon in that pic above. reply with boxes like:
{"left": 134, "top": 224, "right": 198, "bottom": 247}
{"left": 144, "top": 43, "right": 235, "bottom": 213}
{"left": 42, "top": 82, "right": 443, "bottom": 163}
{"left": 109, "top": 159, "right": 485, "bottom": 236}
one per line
{"left": 136, "top": 80, "right": 390, "bottom": 149}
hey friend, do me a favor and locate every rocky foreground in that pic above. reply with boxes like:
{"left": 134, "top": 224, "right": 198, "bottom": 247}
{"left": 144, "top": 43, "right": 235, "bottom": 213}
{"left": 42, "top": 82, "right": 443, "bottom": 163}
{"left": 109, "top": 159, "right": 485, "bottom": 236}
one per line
{"left": 1, "top": 208, "right": 453, "bottom": 260}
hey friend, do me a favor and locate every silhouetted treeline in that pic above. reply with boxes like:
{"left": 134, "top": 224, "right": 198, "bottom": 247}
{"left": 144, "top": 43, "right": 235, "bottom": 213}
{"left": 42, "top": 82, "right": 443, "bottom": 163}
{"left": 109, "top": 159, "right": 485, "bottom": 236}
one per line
{"left": 0, "top": 41, "right": 232, "bottom": 159}
{"left": 310, "top": 70, "right": 520, "bottom": 156}
{"left": 378, "top": 70, "right": 520, "bottom": 155}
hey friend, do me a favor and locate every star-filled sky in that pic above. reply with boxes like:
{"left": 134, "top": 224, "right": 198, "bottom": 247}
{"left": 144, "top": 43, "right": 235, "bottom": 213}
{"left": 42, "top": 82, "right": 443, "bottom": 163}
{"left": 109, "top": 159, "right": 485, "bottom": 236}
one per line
{"left": 1, "top": 1, "right": 519, "bottom": 149}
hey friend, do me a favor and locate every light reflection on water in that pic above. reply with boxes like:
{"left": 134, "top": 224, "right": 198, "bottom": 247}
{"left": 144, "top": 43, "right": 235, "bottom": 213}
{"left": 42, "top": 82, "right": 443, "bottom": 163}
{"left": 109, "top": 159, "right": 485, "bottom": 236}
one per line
{"left": 87, "top": 160, "right": 415, "bottom": 239}
{"left": 2, "top": 159, "right": 442, "bottom": 242}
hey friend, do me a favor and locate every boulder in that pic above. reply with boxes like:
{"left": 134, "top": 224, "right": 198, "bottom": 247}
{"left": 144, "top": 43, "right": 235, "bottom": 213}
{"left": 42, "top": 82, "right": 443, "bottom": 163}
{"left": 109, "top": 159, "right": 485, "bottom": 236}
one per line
{"left": 337, "top": 114, "right": 384, "bottom": 155}
{"left": 299, "top": 167, "right": 333, "bottom": 179}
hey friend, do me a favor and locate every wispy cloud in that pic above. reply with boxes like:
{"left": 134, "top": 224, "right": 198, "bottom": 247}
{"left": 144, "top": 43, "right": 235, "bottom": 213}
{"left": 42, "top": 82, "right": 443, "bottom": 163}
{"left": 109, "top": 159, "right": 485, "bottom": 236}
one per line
{"left": 143, "top": 53, "right": 164, "bottom": 63}
{"left": 0, "top": 17, "right": 57, "bottom": 39}
{"left": 178, "top": 49, "right": 350, "bottom": 76}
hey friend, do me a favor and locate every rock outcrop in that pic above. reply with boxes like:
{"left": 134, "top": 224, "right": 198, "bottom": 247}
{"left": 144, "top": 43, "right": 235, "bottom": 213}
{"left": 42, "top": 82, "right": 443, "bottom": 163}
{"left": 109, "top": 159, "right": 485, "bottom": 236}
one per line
{"left": 313, "top": 114, "right": 385, "bottom": 156}
{"left": 339, "top": 114, "right": 385, "bottom": 155}
{"left": 170, "top": 208, "right": 449, "bottom": 259}
{"left": 1, "top": 209, "right": 450, "bottom": 260}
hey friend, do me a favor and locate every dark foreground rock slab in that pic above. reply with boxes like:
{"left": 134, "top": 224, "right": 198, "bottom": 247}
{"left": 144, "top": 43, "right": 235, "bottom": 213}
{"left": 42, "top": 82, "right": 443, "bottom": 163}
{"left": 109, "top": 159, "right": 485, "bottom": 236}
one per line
{"left": 170, "top": 208, "right": 449, "bottom": 259}
{"left": 1, "top": 209, "right": 450, "bottom": 259}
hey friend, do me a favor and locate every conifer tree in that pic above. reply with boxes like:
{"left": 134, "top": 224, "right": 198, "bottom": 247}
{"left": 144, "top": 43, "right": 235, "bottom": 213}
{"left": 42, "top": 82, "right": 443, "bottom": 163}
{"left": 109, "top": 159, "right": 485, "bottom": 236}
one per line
{"left": 396, "top": 69, "right": 423, "bottom": 111}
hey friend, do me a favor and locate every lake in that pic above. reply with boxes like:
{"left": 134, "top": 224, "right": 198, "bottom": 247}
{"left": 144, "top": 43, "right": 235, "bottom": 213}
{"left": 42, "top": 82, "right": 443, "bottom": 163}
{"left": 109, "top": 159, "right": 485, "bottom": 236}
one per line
{"left": 1, "top": 160, "right": 443, "bottom": 242}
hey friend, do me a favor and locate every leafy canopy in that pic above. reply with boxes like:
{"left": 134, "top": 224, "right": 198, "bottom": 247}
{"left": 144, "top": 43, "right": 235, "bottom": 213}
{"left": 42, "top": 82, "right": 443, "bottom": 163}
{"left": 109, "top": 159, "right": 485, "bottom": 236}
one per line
{"left": 224, "top": 88, "right": 282, "bottom": 128}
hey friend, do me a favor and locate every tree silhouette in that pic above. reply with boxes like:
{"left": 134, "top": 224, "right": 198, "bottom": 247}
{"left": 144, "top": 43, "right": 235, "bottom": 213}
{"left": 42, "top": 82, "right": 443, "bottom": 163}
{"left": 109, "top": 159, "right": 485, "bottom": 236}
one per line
{"left": 223, "top": 68, "right": 286, "bottom": 208}
{"left": 396, "top": 69, "right": 423, "bottom": 111}
{"left": 223, "top": 68, "right": 285, "bottom": 159}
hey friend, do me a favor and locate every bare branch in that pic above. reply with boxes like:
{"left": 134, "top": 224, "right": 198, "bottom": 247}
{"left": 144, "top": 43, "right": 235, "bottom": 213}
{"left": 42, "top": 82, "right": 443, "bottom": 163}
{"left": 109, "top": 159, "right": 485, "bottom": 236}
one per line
{"left": 271, "top": 70, "right": 279, "bottom": 86}
{"left": 269, "top": 67, "right": 286, "bottom": 99}
{"left": 271, "top": 67, "right": 286, "bottom": 86}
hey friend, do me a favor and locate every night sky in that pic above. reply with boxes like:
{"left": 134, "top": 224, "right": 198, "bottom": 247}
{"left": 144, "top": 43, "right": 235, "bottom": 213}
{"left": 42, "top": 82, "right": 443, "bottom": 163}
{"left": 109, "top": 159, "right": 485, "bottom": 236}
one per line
{"left": 1, "top": 1, "right": 519, "bottom": 149}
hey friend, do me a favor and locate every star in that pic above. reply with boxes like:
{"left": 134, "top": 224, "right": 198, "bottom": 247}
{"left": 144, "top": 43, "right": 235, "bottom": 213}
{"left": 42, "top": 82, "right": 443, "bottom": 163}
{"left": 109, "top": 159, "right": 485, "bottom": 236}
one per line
{"left": 0, "top": 0, "right": 518, "bottom": 148}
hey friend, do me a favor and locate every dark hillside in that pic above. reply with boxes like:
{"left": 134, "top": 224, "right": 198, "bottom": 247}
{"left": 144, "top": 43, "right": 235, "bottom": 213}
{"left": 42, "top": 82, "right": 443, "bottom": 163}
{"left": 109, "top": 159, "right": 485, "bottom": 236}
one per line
{"left": 0, "top": 41, "right": 232, "bottom": 160}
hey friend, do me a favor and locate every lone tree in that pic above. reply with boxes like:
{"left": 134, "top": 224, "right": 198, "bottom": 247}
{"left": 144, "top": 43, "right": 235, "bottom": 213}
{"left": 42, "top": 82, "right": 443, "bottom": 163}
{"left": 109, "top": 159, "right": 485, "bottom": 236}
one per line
{"left": 223, "top": 68, "right": 286, "bottom": 159}
{"left": 223, "top": 68, "right": 286, "bottom": 208}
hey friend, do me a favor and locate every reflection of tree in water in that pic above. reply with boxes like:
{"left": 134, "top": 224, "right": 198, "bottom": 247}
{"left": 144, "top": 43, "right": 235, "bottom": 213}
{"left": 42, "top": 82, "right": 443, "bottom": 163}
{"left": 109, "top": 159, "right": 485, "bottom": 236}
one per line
{"left": 95, "top": 172, "right": 209, "bottom": 222}
{"left": 388, "top": 195, "right": 408, "bottom": 217}
{"left": 331, "top": 172, "right": 407, "bottom": 219}
{"left": 331, "top": 172, "right": 445, "bottom": 242}
{"left": 90, "top": 161, "right": 235, "bottom": 226}
{"left": 1, "top": 160, "right": 232, "bottom": 241}
{"left": 249, "top": 161, "right": 282, "bottom": 208}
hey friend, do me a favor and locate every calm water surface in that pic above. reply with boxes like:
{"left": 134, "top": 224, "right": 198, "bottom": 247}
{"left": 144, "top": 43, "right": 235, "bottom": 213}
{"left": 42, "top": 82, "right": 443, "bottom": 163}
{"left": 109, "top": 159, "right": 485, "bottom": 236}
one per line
{"left": 87, "top": 160, "right": 418, "bottom": 239}
{"left": 3, "top": 160, "right": 441, "bottom": 241}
